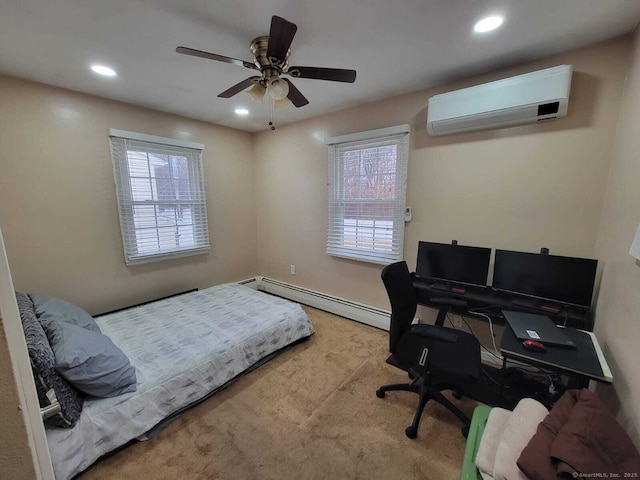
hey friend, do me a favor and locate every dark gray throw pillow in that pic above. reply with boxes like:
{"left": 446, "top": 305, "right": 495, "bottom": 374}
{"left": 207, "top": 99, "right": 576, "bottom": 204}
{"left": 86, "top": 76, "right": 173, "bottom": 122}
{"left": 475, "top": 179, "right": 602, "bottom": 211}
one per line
{"left": 15, "top": 292, "right": 83, "bottom": 428}
{"left": 42, "top": 316, "right": 137, "bottom": 398}
{"left": 30, "top": 293, "right": 101, "bottom": 333}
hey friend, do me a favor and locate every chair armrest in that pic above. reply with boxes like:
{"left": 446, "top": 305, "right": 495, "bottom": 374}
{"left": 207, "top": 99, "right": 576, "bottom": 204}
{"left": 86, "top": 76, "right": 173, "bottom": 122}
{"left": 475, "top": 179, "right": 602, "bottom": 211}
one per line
{"left": 411, "top": 324, "right": 458, "bottom": 343}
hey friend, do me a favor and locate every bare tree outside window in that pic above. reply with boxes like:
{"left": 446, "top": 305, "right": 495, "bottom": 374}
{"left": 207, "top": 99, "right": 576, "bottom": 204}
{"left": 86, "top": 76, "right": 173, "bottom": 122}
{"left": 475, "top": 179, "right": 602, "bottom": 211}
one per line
{"left": 341, "top": 145, "right": 397, "bottom": 252}
{"left": 126, "top": 151, "right": 197, "bottom": 255}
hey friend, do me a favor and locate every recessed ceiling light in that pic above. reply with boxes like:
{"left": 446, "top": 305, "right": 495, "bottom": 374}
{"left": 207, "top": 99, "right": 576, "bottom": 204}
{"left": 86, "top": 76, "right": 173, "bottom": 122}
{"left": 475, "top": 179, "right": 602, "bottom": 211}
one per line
{"left": 91, "top": 64, "right": 117, "bottom": 77}
{"left": 234, "top": 108, "right": 249, "bottom": 115}
{"left": 474, "top": 16, "right": 504, "bottom": 33}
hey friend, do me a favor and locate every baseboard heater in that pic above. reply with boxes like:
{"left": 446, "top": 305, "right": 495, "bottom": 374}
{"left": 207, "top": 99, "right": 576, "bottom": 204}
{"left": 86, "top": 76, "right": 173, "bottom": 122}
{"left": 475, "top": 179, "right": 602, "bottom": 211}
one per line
{"left": 258, "top": 277, "right": 390, "bottom": 331}
{"left": 236, "top": 277, "right": 260, "bottom": 289}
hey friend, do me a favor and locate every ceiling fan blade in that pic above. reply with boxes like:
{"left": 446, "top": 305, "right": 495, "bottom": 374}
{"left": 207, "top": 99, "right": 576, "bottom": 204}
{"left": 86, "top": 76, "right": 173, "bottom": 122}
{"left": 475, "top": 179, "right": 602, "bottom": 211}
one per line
{"left": 176, "top": 47, "right": 257, "bottom": 70}
{"left": 218, "top": 76, "right": 261, "bottom": 98}
{"left": 266, "top": 16, "right": 298, "bottom": 62}
{"left": 283, "top": 79, "right": 309, "bottom": 107}
{"left": 287, "top": 66, "right": 357, "bottom": 83}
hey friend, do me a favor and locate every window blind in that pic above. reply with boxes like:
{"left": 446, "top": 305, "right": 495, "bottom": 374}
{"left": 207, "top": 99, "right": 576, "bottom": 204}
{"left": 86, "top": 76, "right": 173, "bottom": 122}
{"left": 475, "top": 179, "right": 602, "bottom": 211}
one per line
{"left": 327, "top": 128, "right": 409, "bottom": 265}
{"left": 109, "top": 133, "right": 210, "bottom": 265}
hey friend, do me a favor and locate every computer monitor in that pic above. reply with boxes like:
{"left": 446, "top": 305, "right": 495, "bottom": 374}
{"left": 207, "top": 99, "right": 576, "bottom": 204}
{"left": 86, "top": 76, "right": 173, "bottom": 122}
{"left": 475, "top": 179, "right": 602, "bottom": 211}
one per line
{"left": 492, "top": 250, "right": 598, "bottom": 309}
{"left": 415, "top": 241, "right": 491, "bottom": 288}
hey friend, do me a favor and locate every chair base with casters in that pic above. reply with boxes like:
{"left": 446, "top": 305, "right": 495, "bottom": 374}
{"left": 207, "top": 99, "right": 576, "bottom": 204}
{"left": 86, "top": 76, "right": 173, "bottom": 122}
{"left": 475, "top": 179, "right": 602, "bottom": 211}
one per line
{"left": 376, "top": 365, "right": 472, "bottom": 439}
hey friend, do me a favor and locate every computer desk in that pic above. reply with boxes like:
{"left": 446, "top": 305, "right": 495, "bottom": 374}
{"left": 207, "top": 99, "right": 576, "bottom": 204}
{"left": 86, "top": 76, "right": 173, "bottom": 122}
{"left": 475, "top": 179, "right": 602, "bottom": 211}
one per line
{"left": 499, "top": 322, "right": 613, "bottom": 405}
{"left": 410, "top": 275, "right": 608, "bottom": 406}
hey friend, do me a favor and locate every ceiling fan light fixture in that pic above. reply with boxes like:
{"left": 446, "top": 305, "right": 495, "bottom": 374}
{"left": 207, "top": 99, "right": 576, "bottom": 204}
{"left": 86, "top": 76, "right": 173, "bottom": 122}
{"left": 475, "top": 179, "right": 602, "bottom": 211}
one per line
{"left": 246, "top": 81, "right": 266, "bottom": 102}
{"left": 177, "top": 15, "right": 352, "bottom": 109}
{"left": 267, "top": 77, "right": 289, "bottom": 101}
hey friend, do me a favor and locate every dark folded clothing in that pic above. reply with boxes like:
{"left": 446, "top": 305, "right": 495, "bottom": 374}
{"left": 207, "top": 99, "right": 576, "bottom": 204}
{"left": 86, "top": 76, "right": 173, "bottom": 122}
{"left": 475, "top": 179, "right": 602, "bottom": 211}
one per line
{"left": 550, "top": 390, "right": 640, "bottom": 476}
{"left": 518, "top": 389, "right": 640, "bottom": 479}
{"left": 517, "top": 390, "right": 577, "bottom": 480}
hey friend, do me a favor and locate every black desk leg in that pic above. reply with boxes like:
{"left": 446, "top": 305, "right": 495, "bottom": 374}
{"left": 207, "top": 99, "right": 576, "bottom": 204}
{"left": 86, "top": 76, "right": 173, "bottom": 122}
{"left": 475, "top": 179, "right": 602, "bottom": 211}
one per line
{"left": 499, "top": 356, "right": 507, "bottom": 407}
{"left": 435, "top": 308, "right": 448, "bottom": 327}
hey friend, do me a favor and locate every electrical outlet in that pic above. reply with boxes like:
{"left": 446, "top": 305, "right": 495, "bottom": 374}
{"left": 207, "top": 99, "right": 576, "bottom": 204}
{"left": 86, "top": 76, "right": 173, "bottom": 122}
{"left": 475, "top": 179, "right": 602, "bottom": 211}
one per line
{"left": 290, "top": 264, "right": 296, "bottom": 275}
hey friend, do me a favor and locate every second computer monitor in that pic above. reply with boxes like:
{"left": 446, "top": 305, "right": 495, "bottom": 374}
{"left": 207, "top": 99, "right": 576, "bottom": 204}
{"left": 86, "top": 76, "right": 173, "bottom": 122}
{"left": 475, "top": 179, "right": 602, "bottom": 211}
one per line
{"left": 493, "top": 249, "right": 598, "bottom": 309}
{"left": 416, "top": 241, "right": 491, "bottom": 288}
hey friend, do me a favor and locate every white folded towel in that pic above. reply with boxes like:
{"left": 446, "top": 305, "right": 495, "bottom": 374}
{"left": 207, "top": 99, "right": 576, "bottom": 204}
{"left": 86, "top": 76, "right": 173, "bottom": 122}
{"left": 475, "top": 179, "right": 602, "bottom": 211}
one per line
{"left": 493, "top": 398, "right": 549, "bottom": 480}
{"left": 476, "top": 407, "right": 512, "bottom": 479}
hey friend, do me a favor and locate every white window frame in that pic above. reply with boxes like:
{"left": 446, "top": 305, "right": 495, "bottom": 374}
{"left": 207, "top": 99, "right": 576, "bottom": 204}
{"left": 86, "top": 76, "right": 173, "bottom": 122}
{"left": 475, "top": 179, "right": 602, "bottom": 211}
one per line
{"left": 109, "top": 129, "right": 210, "bottom": 265}
{"left": 326, "top": 125, "right": 410, "bottom": 265}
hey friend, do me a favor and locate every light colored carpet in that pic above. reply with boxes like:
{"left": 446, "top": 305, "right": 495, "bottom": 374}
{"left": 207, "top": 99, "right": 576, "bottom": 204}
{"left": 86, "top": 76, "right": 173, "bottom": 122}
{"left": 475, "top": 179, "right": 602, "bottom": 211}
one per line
{"left": 80, "top": 306, "right": 477, "bottom": 480}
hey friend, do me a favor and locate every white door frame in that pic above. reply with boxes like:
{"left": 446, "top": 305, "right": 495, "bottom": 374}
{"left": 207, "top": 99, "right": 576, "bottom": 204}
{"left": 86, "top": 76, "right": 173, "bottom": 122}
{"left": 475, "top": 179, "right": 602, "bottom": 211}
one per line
{"left": 0, "top": 227, "right": 54, "bottom": 479}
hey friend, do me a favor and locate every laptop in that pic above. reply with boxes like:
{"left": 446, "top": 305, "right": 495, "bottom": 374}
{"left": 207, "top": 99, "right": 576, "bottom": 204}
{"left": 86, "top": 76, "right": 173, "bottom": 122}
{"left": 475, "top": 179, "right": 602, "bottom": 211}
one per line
{"left": 503, "top": 310, "right": 577, "bottom": 349}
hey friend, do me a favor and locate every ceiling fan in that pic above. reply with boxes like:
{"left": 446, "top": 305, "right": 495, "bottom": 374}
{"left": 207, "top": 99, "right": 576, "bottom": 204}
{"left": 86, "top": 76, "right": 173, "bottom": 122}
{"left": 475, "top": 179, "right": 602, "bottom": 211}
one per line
{"left": 176, "top": 15, "right": 357, "bottom": 109}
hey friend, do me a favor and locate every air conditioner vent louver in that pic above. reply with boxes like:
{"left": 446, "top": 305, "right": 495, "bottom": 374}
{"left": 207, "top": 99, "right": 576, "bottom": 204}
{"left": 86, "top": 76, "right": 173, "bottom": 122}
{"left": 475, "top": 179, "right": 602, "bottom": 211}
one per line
{"left": 427, "top": 65, "right": 572, "bottom": 136}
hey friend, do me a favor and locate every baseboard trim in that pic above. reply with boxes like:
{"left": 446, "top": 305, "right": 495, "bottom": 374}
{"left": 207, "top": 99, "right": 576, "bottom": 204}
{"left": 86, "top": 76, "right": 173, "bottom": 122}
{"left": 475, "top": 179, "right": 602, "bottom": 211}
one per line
{"left": 258, "top": 277, "right": 390, "bottom": 331}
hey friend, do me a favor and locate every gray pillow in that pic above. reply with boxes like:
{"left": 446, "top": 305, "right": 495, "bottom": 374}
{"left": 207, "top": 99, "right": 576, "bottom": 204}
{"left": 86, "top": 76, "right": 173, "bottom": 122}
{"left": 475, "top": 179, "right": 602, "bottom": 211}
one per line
{"left": 15, "top": 292, "right": 83, "bottom": 427}
{"left": 30, "top": 293, "right": 101, "bottom": 333}
{"left": 42, "top": 317, "right": 137, "bottom": 398}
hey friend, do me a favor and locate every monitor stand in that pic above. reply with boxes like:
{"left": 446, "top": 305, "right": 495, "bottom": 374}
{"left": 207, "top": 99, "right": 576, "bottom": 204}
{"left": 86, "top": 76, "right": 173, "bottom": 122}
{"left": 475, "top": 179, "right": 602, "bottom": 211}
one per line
{"left": 431, "top": 283, "right": 466, "bottom": 294}
{"left": 511, "top": 297, "right": 562, "bottom": 314}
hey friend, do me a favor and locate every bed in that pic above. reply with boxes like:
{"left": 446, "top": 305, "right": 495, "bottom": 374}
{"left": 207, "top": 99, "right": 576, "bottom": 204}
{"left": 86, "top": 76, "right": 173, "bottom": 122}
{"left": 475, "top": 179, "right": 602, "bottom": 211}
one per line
{"left": 18, "top": 283, "right": 315, "bottom": 480}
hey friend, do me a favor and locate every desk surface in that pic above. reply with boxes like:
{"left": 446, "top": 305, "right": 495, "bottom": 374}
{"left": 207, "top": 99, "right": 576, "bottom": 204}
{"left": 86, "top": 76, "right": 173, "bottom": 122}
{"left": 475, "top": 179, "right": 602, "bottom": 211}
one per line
{"left": 500, "top": 323, "right": 613, "bottom": 383}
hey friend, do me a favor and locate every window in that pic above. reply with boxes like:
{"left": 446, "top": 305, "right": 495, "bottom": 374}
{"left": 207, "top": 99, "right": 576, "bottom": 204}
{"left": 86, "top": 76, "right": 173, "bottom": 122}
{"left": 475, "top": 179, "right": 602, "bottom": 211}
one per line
{"left": 326, "top": 125, "right": 410, "bottom": 265}
{"left": 109, "top": 129, "right": 210, "bottom": 265}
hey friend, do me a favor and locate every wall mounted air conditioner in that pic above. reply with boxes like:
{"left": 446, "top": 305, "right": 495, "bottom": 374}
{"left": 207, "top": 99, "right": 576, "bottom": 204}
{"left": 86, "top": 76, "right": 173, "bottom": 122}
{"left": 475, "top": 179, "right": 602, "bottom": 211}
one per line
{"left": 426, "top": 65, "right": 572, "bottom": 136}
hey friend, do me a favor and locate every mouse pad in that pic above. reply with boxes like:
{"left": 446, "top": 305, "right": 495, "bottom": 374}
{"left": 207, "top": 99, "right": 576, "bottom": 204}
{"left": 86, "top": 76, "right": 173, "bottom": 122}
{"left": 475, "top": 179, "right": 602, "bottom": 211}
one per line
{"left": 502, "top": 326, "right": 603, "bottom": 379}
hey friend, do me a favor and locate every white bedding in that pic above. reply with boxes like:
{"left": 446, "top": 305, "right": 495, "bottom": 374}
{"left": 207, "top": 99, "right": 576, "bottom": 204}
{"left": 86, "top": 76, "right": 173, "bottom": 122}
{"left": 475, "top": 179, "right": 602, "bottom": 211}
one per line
{"left": 46, "top": 283, "right": 315, "bottom": 479}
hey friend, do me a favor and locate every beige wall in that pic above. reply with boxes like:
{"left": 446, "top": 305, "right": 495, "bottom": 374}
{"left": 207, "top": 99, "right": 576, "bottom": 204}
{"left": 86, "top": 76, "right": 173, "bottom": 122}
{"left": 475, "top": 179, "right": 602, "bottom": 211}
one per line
{"left": 593, "top": 25, "right": 640, "bottom": 447}
{"left": 253, "top": 37, "right": 630, "bottom": 314}
{"left": 0, "top": 76, "right": 258, "bottom": 314}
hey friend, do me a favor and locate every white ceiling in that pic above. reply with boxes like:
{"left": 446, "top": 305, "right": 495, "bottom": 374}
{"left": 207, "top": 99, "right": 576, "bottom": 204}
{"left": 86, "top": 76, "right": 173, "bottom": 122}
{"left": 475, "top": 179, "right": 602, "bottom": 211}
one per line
{"left": 2, "top": 0, "right": 640, "bottom": 132}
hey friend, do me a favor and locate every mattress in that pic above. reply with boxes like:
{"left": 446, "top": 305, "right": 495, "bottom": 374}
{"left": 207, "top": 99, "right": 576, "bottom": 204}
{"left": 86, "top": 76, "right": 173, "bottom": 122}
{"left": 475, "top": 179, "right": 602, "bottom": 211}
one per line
{"left": 46, "top": 283, "right": 315, "bottom": 479}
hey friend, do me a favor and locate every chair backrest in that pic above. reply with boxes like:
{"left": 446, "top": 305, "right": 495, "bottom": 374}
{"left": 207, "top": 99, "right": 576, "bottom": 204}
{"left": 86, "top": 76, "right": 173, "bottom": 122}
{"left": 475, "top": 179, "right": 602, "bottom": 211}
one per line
{"left": 381, "top": 261, "right": 418, "bottom": 353}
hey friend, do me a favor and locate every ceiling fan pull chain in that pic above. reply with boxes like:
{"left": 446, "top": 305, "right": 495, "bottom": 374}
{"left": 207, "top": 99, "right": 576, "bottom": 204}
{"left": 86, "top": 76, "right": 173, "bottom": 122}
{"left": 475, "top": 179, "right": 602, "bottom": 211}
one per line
{"left": 269, "top": 97, "right": 276, "bottom": 130}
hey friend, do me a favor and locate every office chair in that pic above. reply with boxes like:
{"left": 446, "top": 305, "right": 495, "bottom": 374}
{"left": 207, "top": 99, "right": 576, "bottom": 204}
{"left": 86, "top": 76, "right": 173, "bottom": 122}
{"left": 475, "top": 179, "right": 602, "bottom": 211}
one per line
{"left": 377, "top": 261, "right": 481, "bottom": 439}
